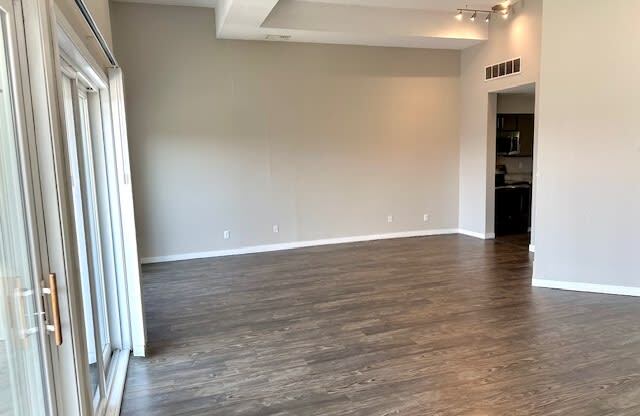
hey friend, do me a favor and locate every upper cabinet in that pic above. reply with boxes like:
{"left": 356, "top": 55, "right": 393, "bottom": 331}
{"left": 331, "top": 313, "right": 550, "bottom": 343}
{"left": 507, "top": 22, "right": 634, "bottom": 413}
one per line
{"left": 497, "top": 114, "right": 519, "bottom": 131}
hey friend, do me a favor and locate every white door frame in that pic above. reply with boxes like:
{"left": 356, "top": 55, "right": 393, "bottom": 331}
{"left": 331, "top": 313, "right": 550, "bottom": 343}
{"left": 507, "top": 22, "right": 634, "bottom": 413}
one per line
{"left": 20, "top": 0, "right": 92, "bottom": 414}
{"left": 485, "top": 82, "right": 538, "bottom": 248}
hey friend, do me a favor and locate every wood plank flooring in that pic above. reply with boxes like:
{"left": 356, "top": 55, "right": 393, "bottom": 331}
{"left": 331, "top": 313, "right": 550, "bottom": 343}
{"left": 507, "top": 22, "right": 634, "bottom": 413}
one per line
{"left": 121, "top": 235, "right": 640, "bottom": 415}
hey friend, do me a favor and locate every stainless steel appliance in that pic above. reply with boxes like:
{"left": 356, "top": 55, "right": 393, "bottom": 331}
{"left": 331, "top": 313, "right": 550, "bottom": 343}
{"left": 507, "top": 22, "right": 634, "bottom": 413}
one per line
{"left": 497, "top": 131, "right": 521, "bottom": 156}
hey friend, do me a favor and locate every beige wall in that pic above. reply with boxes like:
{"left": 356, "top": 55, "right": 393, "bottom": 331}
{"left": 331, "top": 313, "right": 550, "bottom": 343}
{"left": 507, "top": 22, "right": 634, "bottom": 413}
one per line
{"left": 459, "top": 0, "right": 542, "bottom": 236}
{"left": 111, "top": 3, "right": 461, "bottom": 260}
{"left": 497, "top": 93, "right": 535, "bottom": 114}
{"left": 534, "top": 0, "right": 640, "bottom": 288}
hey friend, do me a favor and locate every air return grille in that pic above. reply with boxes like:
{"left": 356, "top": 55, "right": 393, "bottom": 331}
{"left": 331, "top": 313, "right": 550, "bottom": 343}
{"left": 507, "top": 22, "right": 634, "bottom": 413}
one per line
{"left": 485, "top": 57, "right": 521, "bottom": 81}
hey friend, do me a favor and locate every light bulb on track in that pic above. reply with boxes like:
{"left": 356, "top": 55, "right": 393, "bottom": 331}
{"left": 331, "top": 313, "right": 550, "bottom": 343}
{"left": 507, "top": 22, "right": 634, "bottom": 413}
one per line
{"left": 470, "top": 11, "right": 477, "bottom": 21}
{"left": 455, "top": 10, "right": 463, "bottom": 20}
{"left": 485, "top": 13, "right": 491, "bottom": 23}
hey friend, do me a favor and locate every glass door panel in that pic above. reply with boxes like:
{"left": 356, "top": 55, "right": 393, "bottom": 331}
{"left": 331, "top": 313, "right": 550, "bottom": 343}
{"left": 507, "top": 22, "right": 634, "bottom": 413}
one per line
{"left": 77, "top": 91, "right": 111, "bottom": 365}
{"left": 0, "top": 0, "right": 50, "bottom": 414}
{"left": 60, "top": 69, "right": 116, "bottom": 410}
{"left": 60, "top": 74, "right": 101, "bottom": 400}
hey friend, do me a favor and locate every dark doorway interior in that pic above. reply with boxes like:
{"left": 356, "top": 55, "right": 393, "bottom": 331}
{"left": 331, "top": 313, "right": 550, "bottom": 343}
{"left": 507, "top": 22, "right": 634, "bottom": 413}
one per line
{"left": 494, "top": 92, "right": 535, "bottom": 238}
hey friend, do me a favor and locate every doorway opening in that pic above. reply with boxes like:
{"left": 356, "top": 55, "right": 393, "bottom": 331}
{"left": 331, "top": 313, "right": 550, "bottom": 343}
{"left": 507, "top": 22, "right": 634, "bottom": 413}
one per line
{"left": 489, "top": 83, "right": 537, "bottom": 251}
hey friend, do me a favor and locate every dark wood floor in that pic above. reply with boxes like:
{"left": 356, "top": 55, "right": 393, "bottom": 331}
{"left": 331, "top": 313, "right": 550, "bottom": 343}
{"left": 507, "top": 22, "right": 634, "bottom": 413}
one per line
{"left": 121, "top": 235, "right": 640, "bottom": 415}
{"left": 494, "top": 232, "right": 531, "bottom": 249}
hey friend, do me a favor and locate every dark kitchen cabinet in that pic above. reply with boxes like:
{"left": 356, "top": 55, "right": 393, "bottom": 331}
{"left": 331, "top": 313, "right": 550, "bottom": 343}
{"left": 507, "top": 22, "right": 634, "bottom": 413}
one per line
{"left": 497, "top": 114, "right": 518, "bottom": 131}
{"left": 495, "top": 186, "right": 531, "bottom": 235}
{"left": 518, "top": 114, "right": 535, "bottom": 156}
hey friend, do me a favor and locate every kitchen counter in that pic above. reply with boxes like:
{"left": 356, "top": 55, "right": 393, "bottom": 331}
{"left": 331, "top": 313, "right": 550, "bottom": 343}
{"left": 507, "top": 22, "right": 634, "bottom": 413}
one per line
{"left": 496, "top": 182, "right": 531, "bottom": 190}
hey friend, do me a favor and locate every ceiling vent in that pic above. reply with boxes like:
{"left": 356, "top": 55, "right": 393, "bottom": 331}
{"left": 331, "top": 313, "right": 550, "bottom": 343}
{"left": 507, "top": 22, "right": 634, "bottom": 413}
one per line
{"left": 485, "top": 57, "right": 521, "bottom": 81}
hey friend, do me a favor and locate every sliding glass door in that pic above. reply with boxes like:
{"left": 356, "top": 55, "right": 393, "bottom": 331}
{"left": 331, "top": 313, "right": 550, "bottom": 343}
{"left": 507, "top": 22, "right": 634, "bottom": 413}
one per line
{"left": 0, "top": 0, "right": 53, "bottom": 413}
{"left": 0, "top": 0, "right": 140, "bottom": 413}
{"left": 60, "top": 66, "right": 118, "bottom": 411}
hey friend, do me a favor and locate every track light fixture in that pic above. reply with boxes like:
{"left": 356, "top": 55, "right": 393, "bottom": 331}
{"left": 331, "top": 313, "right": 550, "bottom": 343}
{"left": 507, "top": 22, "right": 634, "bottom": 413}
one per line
{"left": 455, "top": 3, "right": 512, "bottom": 22}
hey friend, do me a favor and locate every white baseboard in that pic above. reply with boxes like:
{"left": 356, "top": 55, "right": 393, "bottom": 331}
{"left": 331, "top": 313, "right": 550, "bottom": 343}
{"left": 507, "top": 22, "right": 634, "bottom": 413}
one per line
{"left": 529, "top": 244, "right": 535, "bottom": 253}
{"left": 458, "top": 229, "right": 496, "bottom": 240}
{"left": 532, "top": 278, "right": 640, "bottom": 297}
{"left": 141, "top": 229, "right": 460, "bottom": 264}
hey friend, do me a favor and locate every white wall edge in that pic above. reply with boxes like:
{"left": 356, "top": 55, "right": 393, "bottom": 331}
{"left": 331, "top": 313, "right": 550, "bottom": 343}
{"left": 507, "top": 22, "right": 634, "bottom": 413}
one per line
{"left": 529, "top": 244, "right": 535, "bottom": 252}
{"left": 132, "top": 344, "right": 146, "bottom": 357}
{"left": 141, "top": 229, "right": 460, "bottom": 264}
{"left": 458, "top": 229, "right": 495, "bottom": 240}
{"left": 532, "top": 278, "right": 640, "bottom": 297}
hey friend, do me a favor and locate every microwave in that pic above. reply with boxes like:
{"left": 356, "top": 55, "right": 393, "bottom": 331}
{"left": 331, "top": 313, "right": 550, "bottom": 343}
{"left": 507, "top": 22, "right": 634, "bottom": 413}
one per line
{"left": 497, "top": 132, "right": 520, "bottom": 156}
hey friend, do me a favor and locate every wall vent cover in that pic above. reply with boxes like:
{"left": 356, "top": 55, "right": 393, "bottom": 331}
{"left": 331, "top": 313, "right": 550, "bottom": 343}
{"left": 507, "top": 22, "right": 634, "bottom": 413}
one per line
{"left": 485, "top": 57, "right": 521, "bottom": 81}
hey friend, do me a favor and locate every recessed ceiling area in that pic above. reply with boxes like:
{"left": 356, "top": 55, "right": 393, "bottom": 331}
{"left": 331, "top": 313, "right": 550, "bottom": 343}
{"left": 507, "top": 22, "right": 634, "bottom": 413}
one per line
{"left": 115, "top": 0, "right": 506, "bottom": 49}
{"left": 296, "top": 0, "right": 497, "bottom": 12}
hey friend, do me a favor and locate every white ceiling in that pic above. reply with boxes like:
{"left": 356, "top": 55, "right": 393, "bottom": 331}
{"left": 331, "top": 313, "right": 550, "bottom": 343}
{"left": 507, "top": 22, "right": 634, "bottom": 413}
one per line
{"left": 296, "top": 0, "right": 498, "bottom": 12}
{"left": 114, "top": 0, "right": 217, "bottom": 7}
{"left": 115, "top": 0, "right": 505, "bottom": 49}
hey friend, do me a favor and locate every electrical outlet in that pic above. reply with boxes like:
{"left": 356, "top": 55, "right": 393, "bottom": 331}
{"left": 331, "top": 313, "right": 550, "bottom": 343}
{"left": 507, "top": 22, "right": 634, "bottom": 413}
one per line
{"left": 272, "top": 225, "right": 279, "bottom": 233}
{"left": 223, "top": 230, "right": 230, "bottom": 240}
{"left": 387, "top": 215, "right": 393, "bottom": 223}
{"left": 423, "top": 214, "right": 429, "bottom": 222}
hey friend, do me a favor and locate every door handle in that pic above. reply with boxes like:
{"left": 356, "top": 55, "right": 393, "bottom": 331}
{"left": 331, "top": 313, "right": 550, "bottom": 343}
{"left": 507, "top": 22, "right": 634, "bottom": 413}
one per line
{"left": 42, "top": 273, "right": 63, "bottom": 346}
{"left": 13, "top": 278, "right": 32, "bottom": 347}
